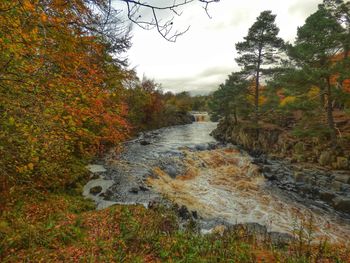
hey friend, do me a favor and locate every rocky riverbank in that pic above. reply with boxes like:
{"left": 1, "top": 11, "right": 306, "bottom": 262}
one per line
{"left": 211, "top": 117, "right": 350, "bottom": 216}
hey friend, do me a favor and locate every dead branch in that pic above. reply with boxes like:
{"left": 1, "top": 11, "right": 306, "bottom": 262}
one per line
{"left": 119, "top": 0, "right": 220, "bottom": 42}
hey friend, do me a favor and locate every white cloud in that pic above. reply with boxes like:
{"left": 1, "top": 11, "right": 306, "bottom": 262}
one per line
{"left": 120, "top": 0, "right": 322, "bottom": 94}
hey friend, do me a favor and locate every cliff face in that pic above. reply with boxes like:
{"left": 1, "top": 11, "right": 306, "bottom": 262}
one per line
{"left": 212, "top": 117, "right": 350, "bottom": 170}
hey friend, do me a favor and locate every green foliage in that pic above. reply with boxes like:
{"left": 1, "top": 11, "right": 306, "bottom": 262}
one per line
{"left": 235, "top": 10, "right": 285, "bottom": 121}
{"left": 209, "top": 72, "right": 250, "bottom": 121}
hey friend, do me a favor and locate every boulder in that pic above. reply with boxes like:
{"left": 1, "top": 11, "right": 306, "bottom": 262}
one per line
{"left": 140, "top": 140, "right": 151, "bottom": 145}
{"left": 336, "top": 157, "right": 349, "bottom": 170}
{"left": 334, "top": 174, "right": 350, "bottom": 184}
{"left": 332, "top": 197, "right": 350, "bottom": 214}
{"left": 89, "top": 186, "right": 102, "bottom": 195}
{"left": 331, "top": 181, "right": 344, "bottom": 192}
{"left": 319, "top": 190, "right": 336, "bottom": 203}
{"left": 178, "top": 205, "right": 191, "bottom": 220}
{"left": 129, "top": 187, "right": 139, "bottom": 194}
{"left": 318, "top": 151, "right": 335, "bottom": 166}
{"left": 293, "top": 172, "right": 306, "bottom": 183}
{"left": 212, "top": 225, "right": 227, "bottom": 236}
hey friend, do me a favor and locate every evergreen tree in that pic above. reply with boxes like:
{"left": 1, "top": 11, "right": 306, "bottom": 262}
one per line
{"left": 209, "top": 72, "right": 249, "bottom": 122}
{"left": 235, "top": 10, "right": 284, "bottom": 123}
{"left": 289, "top": 7, "right": 344, "bottom": 147}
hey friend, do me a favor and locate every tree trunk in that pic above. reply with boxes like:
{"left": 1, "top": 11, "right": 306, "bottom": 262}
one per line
{"left": 255, "top": 48, "right": 262, "bottom": 125}
{"left": 326, "top": 77, "right": 337, "bottom": 147}
{"left": 253, "top": 48, "right": 262, "bottom": 139}
{"left": 233, "top": 105, "right": 238, "bottom": 125}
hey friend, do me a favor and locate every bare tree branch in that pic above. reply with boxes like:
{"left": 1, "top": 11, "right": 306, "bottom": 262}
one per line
{"left": 118, "top": 0, "right": 220, "bottom": 42}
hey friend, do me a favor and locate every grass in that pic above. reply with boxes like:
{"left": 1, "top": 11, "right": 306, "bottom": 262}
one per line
{"left": 1, "top": 186, "right": 350, "bottom": 262}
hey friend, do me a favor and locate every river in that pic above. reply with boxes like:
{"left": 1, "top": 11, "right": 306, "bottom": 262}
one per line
{"left": 84, "top": 121, "right": 350, "bottom": 243}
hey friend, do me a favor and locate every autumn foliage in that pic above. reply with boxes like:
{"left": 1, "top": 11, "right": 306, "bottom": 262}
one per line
{"left": 0, "top": 0, "right": 133, "bottom": 203}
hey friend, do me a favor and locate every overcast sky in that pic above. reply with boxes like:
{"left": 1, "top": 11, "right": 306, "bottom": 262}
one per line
{"left": 118, "top": 0, "right": 322, "bottom": 95}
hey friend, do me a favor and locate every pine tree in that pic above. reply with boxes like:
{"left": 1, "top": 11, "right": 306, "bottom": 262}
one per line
{"left": 289, "top": 7, "right": 344, "bottom": 147}
{"left": 235, "top": 10, "right": 284, "bottom": 124}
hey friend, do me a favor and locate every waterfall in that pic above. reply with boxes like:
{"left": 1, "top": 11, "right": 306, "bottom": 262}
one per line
{"left": 190, "top": 111, "right": 210, "bottom": 122}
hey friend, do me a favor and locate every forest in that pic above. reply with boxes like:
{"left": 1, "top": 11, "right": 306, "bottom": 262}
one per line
{"left": 1, "top": 0, "right": 350, "bottom": 262}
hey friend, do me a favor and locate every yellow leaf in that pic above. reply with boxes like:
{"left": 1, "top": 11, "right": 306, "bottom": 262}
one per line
{"left": 280, "top": 96, "right": 296, "bottom": 107}
{"left": 28, "top": 163, "right": 34, "bottom": 170}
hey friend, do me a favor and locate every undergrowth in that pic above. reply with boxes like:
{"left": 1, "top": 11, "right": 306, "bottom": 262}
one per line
{"left": 1, "top": 187, "right": 350, "bottom": 262}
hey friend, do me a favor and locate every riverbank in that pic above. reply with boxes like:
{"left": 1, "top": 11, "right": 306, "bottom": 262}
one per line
{"left": 83, "top": 123, "right": 350, "bottom": 245}
{"left": 2, "top": 122, "right": 350, "bottom": 262}
{"left": 2, "top": 187, "right": 350, "bottom": 262}
{"left": 211, "top": 117, "right": 350, "bottom": 216}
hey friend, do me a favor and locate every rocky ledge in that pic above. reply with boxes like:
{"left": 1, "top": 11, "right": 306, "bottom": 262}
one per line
{"left": 211, "top": 117, "right": 350, "bottom": 216}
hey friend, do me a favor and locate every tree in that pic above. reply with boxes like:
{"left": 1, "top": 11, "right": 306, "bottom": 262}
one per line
{"left": 289, "top": 7, "right": 344, "bottom": 147}
{"left": 209, "top": 72, "right": 249, "bottom": 123}
{"left": 321, "top": 0, "right": 350, "bottom": 100}
{"left": 235, "top": 10, "right": 284, "bottom": 124}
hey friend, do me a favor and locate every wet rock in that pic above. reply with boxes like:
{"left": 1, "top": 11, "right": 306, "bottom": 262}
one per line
{"left": 195, "top": 144, "right": 208, "bottom": 151}
{"left": 140, "top": 140, "right": 151, "bottom": 145}
{"left": 269, "top": 232, "right": 294, "bottom": 247}
{"left": 90, "top": 173, "right": 100, "bottom": 180}
{"left": 100, "top": 189, "right": 113, "bottom": 200}
{"left": 129, "top": 187, "right": 139, "bottom": 194}
{"left": 139, "top": 185, "right": 149, "bottom": 191}
{"left": 293, "top": 172, "right": 306, "bottom": 182}
{"left": 178, "top": 205, "right": 191, "bottom": 220}
{"left": 319, "top": 190, "right": 336, "bottom": 203}
{"left": 89, "top": 186, "right": 102, "bottom": 195}
{"left": 331, "top": 181, "right": 343, "bottom": 192}
{"left": 332, "top": 197, "right": 350, "bottom": 214}
{"left": 334, "top": 174, "right": 350, "bottom": 184}
{"left": 87, "top": 164, "right": 107, "bottom": 173}
{"left": 264, "top": 172, "right": 277, "bottom": 181}
{"left": 164, "top": 166, "right": 179, "bottom": 178}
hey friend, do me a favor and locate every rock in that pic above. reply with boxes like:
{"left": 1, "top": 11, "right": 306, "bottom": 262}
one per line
{"left": 191, "top": 211, "right": 198, "bottom": 219}
{"left": 332, "top": 197, "right": 350, "bottom": 214}
{"left": 164, "top": 166, "right": 178, "bottom": 178}
{"left": 331, "top": 181, "right": 343, "bottom": 192}
{"left": 129, "top": 187, "right": 139, "bottom": 194}
{"left": 139, "top": 185, "right": 149, "bottom": 191}
{"left": 293, "top": 172, "right": 306, "bottom": 183}
{"left": 319, "top": 190, "right": 336, "bottom": 203}
{"left": 140, "top": 140, "right": 151, "bottom": 145}
{"left": 293, "top": 142, "right": 305, "bottom": 155}
{"left": 195, "top": 144, "right": 207, "bottom": 151}
{"left": 178, "top": 205, "right": 191, "bottom": 220}
{"left": 318, "top": 151, "right": 335, "bottom": 166}
{"left": 334, "top": 174, "right": 350, "bottom": 184}
{"left": 86, "top": 164, "right": 107, "bottom": 173}
{"left": 90, "top": 173, "right": 100, "bottom": 180}
{"left": 100, "top": 189, "right": 113, "bottom": 200}
{"left": 264, "top": 173, "right": 278, "bottom": 181}
{"left": 336, "top": 157, "right": 349, "bottom": 170}
{"left": 212, "top": 225, "right": 227, "bottom": 236}
{"left": 89, "top": 186, "right": 102, "bottom": 195}
{"left": 294, "top": 154, "right": 305, "bottom": 162}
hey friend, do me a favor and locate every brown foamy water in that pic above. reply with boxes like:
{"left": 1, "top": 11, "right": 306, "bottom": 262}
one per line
{"left": 148, "top": 148, "right": 350, "bottom": 243}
